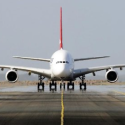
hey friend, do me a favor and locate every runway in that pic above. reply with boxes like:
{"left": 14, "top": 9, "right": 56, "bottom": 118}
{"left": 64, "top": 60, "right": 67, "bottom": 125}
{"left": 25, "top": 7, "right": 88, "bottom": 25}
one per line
{"left": 0, "top": 85, "right": 125, "bottom": 125}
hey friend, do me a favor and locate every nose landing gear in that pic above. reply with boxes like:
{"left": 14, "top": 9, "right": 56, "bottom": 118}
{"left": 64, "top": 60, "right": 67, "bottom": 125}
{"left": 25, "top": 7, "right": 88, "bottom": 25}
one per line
{"left": 60, "top": 83, "right": 65, "bottom": 90}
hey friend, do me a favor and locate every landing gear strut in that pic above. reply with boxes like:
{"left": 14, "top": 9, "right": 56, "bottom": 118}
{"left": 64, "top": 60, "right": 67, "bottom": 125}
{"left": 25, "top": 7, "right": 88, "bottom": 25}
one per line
{"left": 38, "top": 75, "right": 45, "bottom": 91}
{"left": 49, "top": 81, "right": 57, "bottom": 91}
{"left": 79, "top": 75, "right": 86, "bottom": 90}
{"left": 67, "top": 81, "right": 74, "bottom": 90}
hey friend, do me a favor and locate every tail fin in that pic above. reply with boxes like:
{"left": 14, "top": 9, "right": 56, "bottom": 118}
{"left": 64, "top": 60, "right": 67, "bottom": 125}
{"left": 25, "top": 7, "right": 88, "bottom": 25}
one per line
{"left": 60, "top": 7, "right": 63, "bottom": 49}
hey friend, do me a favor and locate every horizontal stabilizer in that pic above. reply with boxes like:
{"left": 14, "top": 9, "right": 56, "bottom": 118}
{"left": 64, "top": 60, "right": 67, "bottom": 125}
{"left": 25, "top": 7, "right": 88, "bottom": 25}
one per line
{"left": 13, "top": 56, "right": 50, "bottom": 62}
{"left": 74, "top": 56, "right": 110, "bottom": 61}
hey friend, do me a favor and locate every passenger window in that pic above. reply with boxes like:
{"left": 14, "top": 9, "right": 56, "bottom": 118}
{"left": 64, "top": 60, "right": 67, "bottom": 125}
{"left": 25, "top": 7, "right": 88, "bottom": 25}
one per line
{"left": 63, "top": 61, "right": 65, "bottom": 63}
{"left": 60, "top": 61, "right": 62, "bottom": 63}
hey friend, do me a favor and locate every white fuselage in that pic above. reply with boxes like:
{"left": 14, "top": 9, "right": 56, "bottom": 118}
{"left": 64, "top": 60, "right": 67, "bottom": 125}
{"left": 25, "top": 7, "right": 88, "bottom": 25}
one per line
{"left": 50, "top": 49, "right": 74, "bottom": 80}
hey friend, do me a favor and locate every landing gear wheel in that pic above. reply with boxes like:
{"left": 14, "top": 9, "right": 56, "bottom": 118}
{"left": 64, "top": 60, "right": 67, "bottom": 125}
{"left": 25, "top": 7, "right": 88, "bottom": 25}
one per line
{"left": 60, "top": 83, "right": 62, "bottom": 90}
{"left": 63, "top": 83, "right": 65, "bottom": 90}
{"left": 79, "top": 75, "right": 87, "bottom": 91}
{"left": 50, "top": 81, "right": 57, "bottom": 91}
{"left": 55, "top": 82, "right": 57, "bottom": 91}
{"left": 49, "top": 82, "right": 52, "bottom": 91}
{"left": 67, "top": 82, "right": 69, "bottom": 90}
{"left": 38, "top": 82, "right": 44, "bottom": 92}
{"left": 72, "top": 82, "right": 74, "bottom": 90}
{"left": 67, "top": 82, "right": 74, "bottom": 90}
{"left": 37, "top": 75, "right": 45, "bottom": 92}
{"left": 84, "top": 83, "right": 86, "bottom": 90}
{"left": 38, "top": 82, "right": 40, "bottom": 91}
{"left": 60, "top": 83, "right": 65, "bottom": 90}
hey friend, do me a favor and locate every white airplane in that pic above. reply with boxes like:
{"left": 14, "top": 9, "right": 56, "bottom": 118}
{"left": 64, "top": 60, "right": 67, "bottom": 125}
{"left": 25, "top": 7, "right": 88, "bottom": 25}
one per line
{"left": 1, "top": 7, "right": 125, "bottom": 91}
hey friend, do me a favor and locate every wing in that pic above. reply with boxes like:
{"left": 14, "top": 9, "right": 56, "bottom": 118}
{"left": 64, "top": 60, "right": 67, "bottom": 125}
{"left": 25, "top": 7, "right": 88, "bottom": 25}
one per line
{"left": 13, "top": 56, "right": 50, "bottom": 62}
{"left": 74, "top": 64, "right": 125, "bottom": 78}
{"left": 0, "top": 65, "right": 51, "bottom": 78}
{"left": 74, "top": 56, "right": 109, "bottom": 61}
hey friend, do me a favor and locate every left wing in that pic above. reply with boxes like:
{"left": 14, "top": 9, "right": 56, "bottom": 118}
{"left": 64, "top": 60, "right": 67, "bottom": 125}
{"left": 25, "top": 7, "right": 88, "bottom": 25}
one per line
{"left": 13, "top": 56, "right": 50, "bottom": 62}
{"left": 74, "top": 64, "right": 125, "bottom": 78}
{"left": 0, "top": 65, "right": 51, "bottom": 78}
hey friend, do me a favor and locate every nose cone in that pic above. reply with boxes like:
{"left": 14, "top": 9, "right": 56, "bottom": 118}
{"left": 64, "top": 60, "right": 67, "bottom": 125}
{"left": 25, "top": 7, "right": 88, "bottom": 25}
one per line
{"left": 52, "top": 65, "right": 70, "bottom": 78}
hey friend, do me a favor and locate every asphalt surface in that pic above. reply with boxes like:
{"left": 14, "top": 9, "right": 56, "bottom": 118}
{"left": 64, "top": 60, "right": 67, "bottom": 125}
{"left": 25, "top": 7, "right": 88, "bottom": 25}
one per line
{"left": 0, "top": 85, "right": 125, "bottom": 125}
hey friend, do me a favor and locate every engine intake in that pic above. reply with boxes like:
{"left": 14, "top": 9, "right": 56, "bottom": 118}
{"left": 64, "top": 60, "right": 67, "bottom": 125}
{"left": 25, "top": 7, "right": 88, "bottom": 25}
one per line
{"left": 6, "top": 70, "right": 18, "bottom": 83}
{"left": 105, "top": 70, "right": 118, "bottom": 83}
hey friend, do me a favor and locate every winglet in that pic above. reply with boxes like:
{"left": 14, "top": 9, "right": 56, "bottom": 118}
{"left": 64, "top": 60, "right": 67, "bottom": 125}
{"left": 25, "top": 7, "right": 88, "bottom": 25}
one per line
{"left": 60, "top": 7, "right": 63, "bottom": 49}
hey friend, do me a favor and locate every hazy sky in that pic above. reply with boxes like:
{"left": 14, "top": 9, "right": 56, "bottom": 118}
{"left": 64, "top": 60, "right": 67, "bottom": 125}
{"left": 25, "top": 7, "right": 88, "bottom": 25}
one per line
{"left": 1, "top": 0, "right": 125, "bottom": 76}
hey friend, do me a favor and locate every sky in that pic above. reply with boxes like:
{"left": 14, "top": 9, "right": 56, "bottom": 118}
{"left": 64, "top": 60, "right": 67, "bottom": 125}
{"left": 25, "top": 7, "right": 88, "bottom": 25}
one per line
{"left": 0, "top": 0, "right": 125, "bottom": 77}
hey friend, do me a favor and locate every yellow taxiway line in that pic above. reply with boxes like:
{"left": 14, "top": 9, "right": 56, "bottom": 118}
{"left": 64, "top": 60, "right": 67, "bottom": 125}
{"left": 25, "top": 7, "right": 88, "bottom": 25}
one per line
{"left": 61, "top": 89, "right": 64, "bottom": 125}
{"left": 113, "top": 90, "right": 125, "bottom": 95}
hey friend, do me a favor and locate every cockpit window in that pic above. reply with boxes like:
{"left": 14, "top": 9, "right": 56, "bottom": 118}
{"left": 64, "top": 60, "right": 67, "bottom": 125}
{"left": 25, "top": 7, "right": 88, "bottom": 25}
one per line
{"left": 56, "top": 61, "right": 69, "bottom": 64}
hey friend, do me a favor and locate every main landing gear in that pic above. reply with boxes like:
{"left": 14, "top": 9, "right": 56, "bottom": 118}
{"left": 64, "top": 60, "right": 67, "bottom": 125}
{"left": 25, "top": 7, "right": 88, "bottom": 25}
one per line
{"left": 79, "top": 75, "right": 86, "bottom": 90}
{"left": 38, "top": 75, "right": 45, "bottom": 92}
{"left": 37, "top": 75, "right": 57, "bottom": 92}
{"left": 49, "top": 81, "right": 57, "bottom": 91}
{"left": 67, "top": 81, "right": 74, "bottom": 90}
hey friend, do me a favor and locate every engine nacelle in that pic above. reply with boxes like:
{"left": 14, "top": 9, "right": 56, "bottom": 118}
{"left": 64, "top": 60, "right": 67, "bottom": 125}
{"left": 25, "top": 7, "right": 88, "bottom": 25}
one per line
{"left": 6, "top": 70, "right": 18, "bottom": 83}
{"left": 105, "top": 70, "right": 118, "bottom": 83}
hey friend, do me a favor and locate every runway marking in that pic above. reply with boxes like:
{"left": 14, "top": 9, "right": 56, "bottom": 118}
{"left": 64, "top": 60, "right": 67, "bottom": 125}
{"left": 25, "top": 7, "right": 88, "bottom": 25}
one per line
{"left": 113, "top": 90, "right": 125, "bottom": 95}
{"left": 61, "top": 89, "right": 64, "bottom": 125}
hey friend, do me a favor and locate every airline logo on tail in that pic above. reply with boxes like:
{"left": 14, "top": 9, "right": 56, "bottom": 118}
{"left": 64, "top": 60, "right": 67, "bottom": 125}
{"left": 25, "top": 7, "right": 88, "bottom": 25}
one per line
{"left": 60, "top": 7, "right": 63, "bottom": 49}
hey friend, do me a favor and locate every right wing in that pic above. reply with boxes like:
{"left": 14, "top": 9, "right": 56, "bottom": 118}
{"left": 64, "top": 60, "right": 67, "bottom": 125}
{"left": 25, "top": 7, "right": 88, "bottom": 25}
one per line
{"left": 13, "top": 56, "right": 50, "bottom": 62}
{"left": 0, "top": 65, "right": 51, "bottom": 78}
{"left": 73, "top": 64, "right": 125, "bottom": 78}
{"left": 74, "top": 56, "right": 109, "bottom": 61}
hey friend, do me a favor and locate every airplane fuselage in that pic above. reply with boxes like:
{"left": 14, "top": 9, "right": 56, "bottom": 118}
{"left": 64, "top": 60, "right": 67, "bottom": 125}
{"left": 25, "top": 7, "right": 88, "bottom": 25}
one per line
{"left": 50, "top": 49, "right": 74, "bottom": 80}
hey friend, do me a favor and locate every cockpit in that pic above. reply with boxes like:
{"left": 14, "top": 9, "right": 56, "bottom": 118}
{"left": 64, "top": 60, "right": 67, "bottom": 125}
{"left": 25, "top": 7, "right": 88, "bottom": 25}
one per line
{"left": 56, "top": 61, "right": 69, "bottom": 64}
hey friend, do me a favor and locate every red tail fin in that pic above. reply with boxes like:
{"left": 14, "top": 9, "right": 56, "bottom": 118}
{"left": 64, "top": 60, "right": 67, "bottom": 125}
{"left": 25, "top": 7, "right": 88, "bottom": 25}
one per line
{"left": 60, "top": 7, "right": 63, "bottom": 49}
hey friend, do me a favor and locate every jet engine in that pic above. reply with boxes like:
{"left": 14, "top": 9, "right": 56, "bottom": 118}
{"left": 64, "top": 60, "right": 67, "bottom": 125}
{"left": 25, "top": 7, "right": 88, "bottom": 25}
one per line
{"left": 105, "top": 69, "right": 118, "bottom": 83}
{"left": 6, "top": 70, "right": 18, "bottom": 83}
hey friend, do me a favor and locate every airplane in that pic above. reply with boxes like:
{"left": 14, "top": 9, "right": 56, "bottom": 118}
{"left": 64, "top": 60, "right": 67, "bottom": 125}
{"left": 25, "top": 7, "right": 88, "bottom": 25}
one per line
{"left": 1, "top": 7, "right": 125, "bottom": 91}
